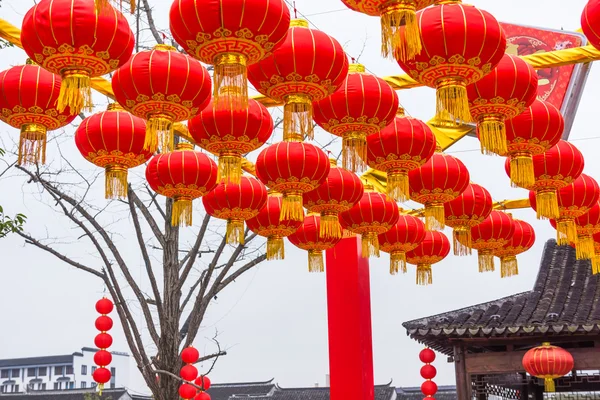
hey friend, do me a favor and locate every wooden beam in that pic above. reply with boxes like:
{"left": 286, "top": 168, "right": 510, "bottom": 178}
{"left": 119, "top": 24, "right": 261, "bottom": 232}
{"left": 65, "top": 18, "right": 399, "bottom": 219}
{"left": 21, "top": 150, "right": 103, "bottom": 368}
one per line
{"left": 453, "top": 345, "right": 471, "bottom": 400}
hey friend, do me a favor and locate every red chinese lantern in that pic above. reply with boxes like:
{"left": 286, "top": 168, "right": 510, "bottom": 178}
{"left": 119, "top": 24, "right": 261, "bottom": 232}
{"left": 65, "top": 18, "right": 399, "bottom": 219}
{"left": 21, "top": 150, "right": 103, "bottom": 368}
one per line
{"left": 195, "top": 393, "right": 211, "bottom": 400}
{"left": 21, "top": 0, "right": 134, "bottom": 114}
{"left": 288, "top": 214, "right": 341, "bottom": 272}
{"left": 582, "top": 0, "right": 600, "bottom": 51}
{"left": 246, "top": 193, "right": 302, "bottom": 260}
{"left": 96, "top": 298, "right": 114, "bottom": 314}
{"left": 94, "top": 333, "right": 113, "bottom": 349}
{"left": 94, "top": 351, "right": 112, "bottom": 367}
{"left": 112, "top": 45, "right": 212, "bottom": 153}
{"left": 93, "top": 297, "right": 113, "bottom": 394}
{"left": 339, "top": 186, "right": 400, "bottom": 258}
{"left": 420, "top": 347, "right": 437, "bottom": 399}
{"left": 505, "top": 140, "right": 584, "bottom": 220}
{"left": 522, "top": 343, "right": 574, "bottom": 392}
{"left": 494, "top": 219, "right": 535, "bottom": 278}
{"left": 303, "top": 159, "right": 364, "bottom": 239}
{"left": 313, "top": 63, "right": 399, "bottom": 172}
{"left": 467, "top": 54, "right": 538, "bottom": 156}
{"left": 247, "top": 20, "right": 349, "bottom": 141}
{"left": 0, "top": 63, "right": 77, "bottom": 165}
{"left": 378, "top": 214, "right": 426, "bottom": 275}
{"left": 366, "top": 110, "right": 437, "bottom": 202}
{"left": 202, "top": 177, "right": 268, "bottom": 245}
{"left": 146, "top": 143, "right": 218, "bottom": 226}
{"left": 396, "top": 1, "right": 506, "bottom": 123}
{"left": 195, "top": 376, "right": 211, "bottom": 391}
{"left": 463, "top": 211, "right": 515, "bottom": 273}
{"left": 255, "top": 142, "right": 330, "bottom": 222}
{"left": 405, "top": 231, "right": 450, "bottom": 286}
{"left": 574, "top": 202, "right": 600, "bottom": 260}
{"left": 188, "top": 99, "right": 273, "bottom": 185}
{"left": 340, "top": 0, "right": 434, "bottom": 60}
{"left": 408, "top": 151, "right": 470, "bottom": 231}
{"left": 421, "top": 364, "right": 437, "bottom": 380}
{"left": 179, "top": 384, "right": 197, "bottom": 400}
{"left": 180, "top": 365, "right": 198, "bottom": 382}
{"left": 505, "top": 100, "right": 564, "bottom": 188}
{"left": 169, "top": 0, "right": 290, "bottom": 110}
{"left": 419, "top": 348, "right": 435, "bottom": 364}
{"left": 93, "top": 368, "right": 112, "bottom": 386}
{"left": 75, "top": 104, "right": 152, "bottom": 199}
{"left": 181, "top": 347, "right": 200, "bottom": 364}
{"left": 95, "top": 316, "right": 113, "bottom": 332}
{"left": 444, "top": 183, "right": 494, "bottom": 256}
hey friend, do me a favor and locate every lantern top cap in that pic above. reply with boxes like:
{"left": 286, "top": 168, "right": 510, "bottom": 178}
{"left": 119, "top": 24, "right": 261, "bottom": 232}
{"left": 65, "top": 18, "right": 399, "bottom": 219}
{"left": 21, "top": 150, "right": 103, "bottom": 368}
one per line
{"left": 106, "top": 103, "right": 124, "bottom": 112}
{"left": 435, "top": 144, "right": 443, "bottom": 153}
{"left": 290, "top": 19, "right": 309, "bottom": 28}
{"left": 154, "top": 44, "right": 177, "bottom": 52}
{"left": 435, "top": 0, "right": 463, "bottom": 4}
{"left": 542, "top": 342, "right": 552, "bottom": 347}
{"left": 349, "top": 64, "right": 366, "bottom": 73}
{"left": 363, "top": 183, "right": 375, "bottom": 192}
{"left": 25, "top": 58, "right": 36, "bottom": 65}
{"left": 397, "top": 107, "right": 405, "bottom": 116}
{"left": 268, "top": 190, "right": 282, "bottom": 196}
{"left": 329, "top": 158, "right": 338, "bottom": 167}
{"left": 176, "top": 142, "right": 194, "bottom": 151}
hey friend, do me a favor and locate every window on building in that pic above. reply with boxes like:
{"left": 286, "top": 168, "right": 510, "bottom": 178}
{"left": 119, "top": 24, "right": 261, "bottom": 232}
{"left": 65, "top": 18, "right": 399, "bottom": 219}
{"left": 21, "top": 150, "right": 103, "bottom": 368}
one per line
{"left": 27, "top": 368, "right": 36, "bottom": 377}
{"left": 81, "top": 382, "right": 87, "bottom": 389}
{"left": 110, "top": 383, "right": 115, "bottom": 389}
{"left": 54, "top": 383, "right": 60, "bottom": 390}
{"left": 65, "top": 365, "right": 74, "bottom": 375}
{"left": 110, "top": 367, "right": 116, "bottom": 377}
{"left": 0, "top": 370, "right": 9, "bottom": 379}
{"left": 11, "top": 369, "right": 20, "bottom": 378}
{"left": 27, "top": 383, "right": 35, "bottom": 391}
{"left": 55, "top": 366, "right": 63, "bottom": 376}
{"left": 81, "top": 365, "right": 87, "bottom": 375}
{"left": 1, "top": 385, "right": 6, "bottom": 393}
{"left": 40, "top": 383, "right": 46, "bottom": 391}
{"left": 14, "top": 385, "right": 19, "bottom": 393}
{"left": 68, "top": 382, "right": 74, "bottom": 390}
{"left": 91, "top": 383, "right": 97, "bottom": 388}
{"left": 38, "top": 367, "right": 46, "bottom": 377}
{"left": 91, "top": 366, "right": 97, "bottom": 374}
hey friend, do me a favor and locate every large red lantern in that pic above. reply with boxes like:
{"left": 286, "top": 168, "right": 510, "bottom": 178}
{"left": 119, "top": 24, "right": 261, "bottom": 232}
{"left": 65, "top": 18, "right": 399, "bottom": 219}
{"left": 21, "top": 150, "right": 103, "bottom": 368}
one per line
{"left": 494, "top": 219, "right": 535, "bottom": 278}
{"left": 396, "top": 1, "right": 506, "bottom": 123}
{"left": 505, "top": 100, "right": 564, "bottom": 188}
{"left": 21, "top": 0, "right": 134, "bottom": 114}
{"left": 574, "top": 202, "right": 600, "bottom": 260}
{"left": 255, "top": 142, "right": 330, "bottom": 222}
{"left": 188, "top": 99, "right": 273, "bottom": 185}
{"left": 313, "top": 64, "right": 399, "bottom": 172}
{"left": 303, "top": 159, "right": 364, "bottom": 239}
{"left": 169, "top": 0, "right": 290, "bottom": 110}
{"left": 582, "top": 0, "right": 600, "bottom": 51}
{"left": 0, "top": 63, "right": 76, "bottom": 165}
{"left": 247, "top": 20, "right": 349, "bottom": 141}
{"left": 408, "top": 151, "right": 470, "bottom": 231}
{"left": 467, "top": 54, "right": 538, "bottom": 156}
{"left": 202, "top": 177, "right": 268, "bottom": 245}
{"left": 463, "top": 211, "right": 515, "bottom": 273}
{"left": 146, "top": 143, "right": 218, "bottom": 226}
{"left": 522, "top": 343, "right": 574, "bottom": 392}
{"left": 443, "top": 183, "right": 494, "bottom": 256}
{"left": 246, "top": 193, "right": 302, "bottom": 260}
{"left": 505, "top": 140, "right": 584, "bottom": 220}
{"left": 288, "top": 214, "right": 342, "bottom": 272}
{"left": 340, "top": 0, "right": 434, "bottom": 60}
{"left": 75, "top": 104, "right": 152, "bottom": 199}
{"left": 366, "top": 110, "right": 437, "bottom": 202}
{"left": 405, "top": 231, "right": 450, "bottom": 286}
{"left": 378, "top": 214, "right": 426, "bottom": 275}
{"left": 112, "top": 45, "right": 212, "bottom": 153}
{"left": 339, "top": 187, "right": 400, "bottom": 258}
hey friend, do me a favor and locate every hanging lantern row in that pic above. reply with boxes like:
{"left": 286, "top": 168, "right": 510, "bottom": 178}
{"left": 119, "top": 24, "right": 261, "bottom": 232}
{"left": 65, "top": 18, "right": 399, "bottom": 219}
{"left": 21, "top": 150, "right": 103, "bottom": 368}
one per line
{"left": 93, "top": 298, "right": 115, "bottom": 394}
{"left": 419, "top": 348, "right": 438, "bottom": 399}
{"left": 179, "top": 347, "right": 212, "bottom": 400}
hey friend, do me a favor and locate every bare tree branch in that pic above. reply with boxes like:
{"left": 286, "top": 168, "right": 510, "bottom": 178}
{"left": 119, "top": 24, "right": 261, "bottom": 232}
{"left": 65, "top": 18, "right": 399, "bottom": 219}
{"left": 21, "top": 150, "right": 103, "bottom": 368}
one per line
{"left": 140, "top": 0, "right": 164, "bottom": 45}
{"left": 178, "top": 213, "right": 211, "bottom": 287}
{"left": 130, "top": 187, "right": 166, "bottom": 247}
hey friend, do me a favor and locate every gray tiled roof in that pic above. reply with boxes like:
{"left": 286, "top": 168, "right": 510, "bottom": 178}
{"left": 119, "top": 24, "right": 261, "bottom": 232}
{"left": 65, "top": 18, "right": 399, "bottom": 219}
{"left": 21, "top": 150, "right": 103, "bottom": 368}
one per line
{"left": 234, "top": 384, "right": 396, "bottom": 400}
{"left": 0, "top": 356, "right": 74, "bottom": 368}
{"left": 207, "top": 380, "right": 275, "bottom": 400}
{"left": 396, "top": 385, "right": 457, "bottom": 400}
{"left": 0, "top": 389, "right": 128, "bottom": 400}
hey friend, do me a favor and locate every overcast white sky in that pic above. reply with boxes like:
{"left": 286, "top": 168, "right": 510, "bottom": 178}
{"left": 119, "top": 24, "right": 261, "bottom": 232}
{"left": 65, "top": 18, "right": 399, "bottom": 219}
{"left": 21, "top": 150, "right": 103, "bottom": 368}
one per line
{"left": 1, "top": 0, "right": 600, "bottom": 396}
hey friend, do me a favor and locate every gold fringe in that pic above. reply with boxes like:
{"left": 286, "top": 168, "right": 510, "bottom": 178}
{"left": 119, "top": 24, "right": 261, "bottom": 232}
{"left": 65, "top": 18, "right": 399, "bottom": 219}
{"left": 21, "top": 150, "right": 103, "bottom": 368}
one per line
{"left": 283, "top": 94, "right": 314, "bottom": 141}
{"left": 57, "top": 71, "right": 93, "bottom": 114}
{"left": 500, "top": 256, "right": 519, "bottom": 278}
{"left": 390, "top": 251, "right": 407, "bottom": 275}
{"left": 320, "top": 213, "right": 342, "bottom": 239}
{"left": 424, "top": 203, "right": 445, "bottom": 231}
{"left": 416, "top": 264, "right": 433, "bottom": 286}
{"left": 105, "top": 166, "right": 128, "bottom": 200}
{"left": 478, "top": 116, "right": 507, "bottom": 156}
{"left": 308, "top": 250, "right": 325, "bottom": 273}
{"left": 478, "top": 252, "right": 495, "bottom": 273}
{"left": 556, "top": 218, "right": 578, "bottom": 246}
{"left": 435, "top": 79, "right": 471, "bottom": 124}
{"left": 280, "top": 193, "right": 304, "bottom": 222}
{"left": 213, "top": 53, "right": 248, "bottom": 111}
{"left": 226, "top": 219, "right": 245, "bottom": 246}
{"left": 535, "top": 190, "right": 559, "bottom": 220}
{"left": 146, "top": 116, "right": 173, "bottom": 153}
{"left": 361, "top": 233, "right": 380, "bottom": 258}
{"left": 218, "top": 153, "right": 242, "bottom": 185}
{"left": 18, "top": 123, "right": 47, "bottom": 166}
{"left": 342, "top": 132, "right": 367, "bottom": 173}
{"left": 387, "top": 171, "right": 410, "bottom": 203}
{"left": 593, "top": 255, "right": 600, "bottom": 275}
{"left": 95, "top": 0, "right": 110, "bottom": 12}
{"left": 130, "top": 0, "right": 136, "bottom": 13}
{"left": 509, "top": 154, "right": 535, "bottom": 189}
{"left": 545, "top": 378, "right": 555, "bottom": 393}
{"left": 98, "top": 384, "right": 104, "bottom": 396}
{"left": 576, "top": 235, "right": 595, "bottom": 260}
{"left": 172, "top": 198, "right": 193, "bottom": 227}
{"left": 453, "top": 227, "right": 472, "bottom": 256}
{"left": 267, "top": 236, "right": 285, "bottom": 260}
{"left": 381, "top": 2, "right": 421, "bottom": 61}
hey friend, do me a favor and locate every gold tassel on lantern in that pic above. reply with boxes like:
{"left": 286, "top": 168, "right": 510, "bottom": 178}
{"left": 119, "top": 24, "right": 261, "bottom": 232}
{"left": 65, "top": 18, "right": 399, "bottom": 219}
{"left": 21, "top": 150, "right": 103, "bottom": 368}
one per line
{"left": 390, "top": 251, "right": 407, "bottom": 275}
{"left": 478, "top": 115, "right": 508, "bottom": 156}
{"left": 535, "top": 189, "right": 560, "bottom": 220}
{"left": 416, "top": 264, "right": 433, "bottom": 285}
{"left": 342, "top": 132, "right": 367, "bottom": 173}
{"left": 435, "top": 79, "right": 472, "bottom": 124}
{"left": 18, "top": 123, "right": 47, "bottom": 166}
{"left": 98, "top": 383, "right": 104, "bottom": 396}
{"left": 105, "top": 165, "right": 128, "bottom": 200}
{"left": 308, "top": 250, "right": 325, "bottom": 273}
{"left": 361, "top": 232, "right": 381, "bottom": 258}
{"left": 57, "top": 70, "right": 93, "bottom": 114}
{"left": 218, "top": 152, "right": 242, "bottom": 185}
{"left": 452, "top": 226, "right": 472, "bottom": 256}
{"left": 213, "top": 53, "right": 248, "bottom": 111}
{"left": 226, "top": 219, "right": 245, "bottom": 245}
{"left": 283, "top": 94, "right": 314, "bottom": 142}
{"left": 556, "top": 218, "right": 578, "bottom": 246}
{"left": 424, "top": 202, "right": 445, "bottom": 231}
{"left": 267, "top": 236, "right": 285, "bottom": 260}
{"left": 380, "top": 1, "right": 421, "bottom": 61}
{"left": 576, "top": 235, "right": 595, "bottom": 260}
{"left": 320, "top": 213, "right": 342, "bottom": 239}
{"left": 478, "top": 250, "right": 495, "bottom": 272}
{"left": 95, "top": 0, "right": 136, "bottom": 13}
{"left": 500, "top": 256, "right": 519, "bottom": 278}
{"left": 387, "top": 170, "right": 410, "bottom": 203}
{"left": 280, "top": 192, "right": 304, "bottom": 222}
{"left": 544, "top": 378, "right": 556, "bottom": 393}
{"left": 592, "top": 255, "right": 600, "bottom": 275}
{"left": 146, "top": 116, "right": 174, "bottom": 153}
{"left": 172, "top": 196, "right": 193, "bottom": 227}
{"left": 509, "top": 152, "right": 535, "bottom": 189}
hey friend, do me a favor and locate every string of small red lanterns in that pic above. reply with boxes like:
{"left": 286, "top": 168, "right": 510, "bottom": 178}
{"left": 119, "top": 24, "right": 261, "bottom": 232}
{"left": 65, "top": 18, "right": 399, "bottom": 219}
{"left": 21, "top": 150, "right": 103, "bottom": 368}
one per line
{"left": 93, "top": 298, "right": 115, "bottom": 394}
{"left": 419, "top": 347, "right": 438, "bottom": 400}
{"left": 179, "top": 347, "right": 212, "bottom": 400}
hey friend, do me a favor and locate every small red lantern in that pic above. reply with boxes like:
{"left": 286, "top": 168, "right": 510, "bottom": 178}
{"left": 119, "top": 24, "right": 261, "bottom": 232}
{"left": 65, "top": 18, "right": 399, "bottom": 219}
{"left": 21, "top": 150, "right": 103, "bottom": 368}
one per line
{"left": 582, "top": 0, "right": 600, "bottom": 51}
{"left": 247, "top": 20, "right": 349, "bottom": 141}
{"left": 95, "top": 316, "right": 114, "bottom": 332}
{"left": 96, "top": 298, "right": 114, "bottom": 315}
{"left": 378, "top": 214, "right": 426, "bottom": 275}
{"left": 467, "top": 54, "right": 538, "bottom": 156}
{"left": 195, "top": 393, "right": 211, "bottom": 400}
{"left": 112, "top": 45, "right": 212, "bottom": 152}
{"left": 421, "top": 364, "right": 437, "bottom": 380}
{"left": 180, "top": 365, "right": 198, "bottom": 382}
{"left": 0, "top": 63, "right": 77, "bottom": 165}
{"left": 169, "top": 0, "right": 290, "bottom": 110}
{"left": 313, "top": 63, "right": 399, "bottom": 171}
{"left": 421, "top": 381, "right": 438, "bottom": 397}
{"left": 246, "top": 193, "right": 302, "bottom": 260}
{"left": 494, "top": 219, "right": 535, "bottom": 278}
{"left": 195, "top": 376, "right": 211, "bottom": 390}
{"left": 94, "top": 333, "right": 113, "bottom": 349}
{"left": 463, "top": 211, "right": 515, "bottom": 273}
{"left": 288, "top": 214, "right": 342, "bottom": 272}
{"left": 202, "top": 177, "right": 268, "bottom": 245}
{"left": 405, "top": 231, "right": 450, "bottom": 286}
{"left": 444, "top": 183, "right": 494, "bottom": 256}
{"left": 94, "top": 351, "right": 112, "bottom": 367}
{"left": 419, "top": 348, "right": 436, "bottom": 364}
{"left": 146, "top": 143, "right": 218, "bottom": 227}
{"left": 420, "top": 347, "right": 437, "bottom": 399}
{"left": 75, "top": 104, "right": 152, "bottom": 199}
{"left": 366, "top": 110, "right": 437, "bottom": 202}
{"left": 93, "top": 368, "right": 112, "bottom": 385}
{"left": 179, "top": 384, "right": 197, "bottom": 399}
{"left": 93, "top": 297, "right": 114, "bottom": 394}
{"left": 303, "top": 159, "right": 364, "bottom": 239}
{"left": 181, "top": 347, "right": 200, "bottom": 364}
{"left": 574, "top": 202, "right": 600, "bottom": 260}
{"left": 21, "top": 0, "right": 134, "bottom": 114}
{"left": 255, "top": 142, "right": 330, "bottom": 222}
{"left": 188, "top": 99, "right": 273, "bottom": 185}
{"left": 522, "top": 343, "right": 574, "bottom": 392}
{"left": 408, "top": 152, "right": 470, "bottom": 231}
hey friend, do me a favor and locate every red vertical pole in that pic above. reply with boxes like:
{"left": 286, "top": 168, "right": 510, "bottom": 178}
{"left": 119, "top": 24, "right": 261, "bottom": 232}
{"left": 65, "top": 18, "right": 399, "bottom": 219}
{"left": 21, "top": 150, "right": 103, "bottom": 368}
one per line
{"left": 325, "top": 236, "right": 374, "bottom": 400}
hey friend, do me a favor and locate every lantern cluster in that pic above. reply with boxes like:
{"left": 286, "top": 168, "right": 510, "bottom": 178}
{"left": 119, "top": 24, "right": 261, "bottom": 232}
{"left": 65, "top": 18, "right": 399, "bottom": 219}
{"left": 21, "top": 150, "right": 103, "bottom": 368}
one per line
{"left": 522, "top": 343, "right": 574, "bottom": 392}
{"left": 93, "top": 298, "right": 114, "bottom": 394}
{"left": 179, "top": 347, "right": 200, "bottom": 400}
{"left": 419, "top": 348, "right": 438, "bottom": 399}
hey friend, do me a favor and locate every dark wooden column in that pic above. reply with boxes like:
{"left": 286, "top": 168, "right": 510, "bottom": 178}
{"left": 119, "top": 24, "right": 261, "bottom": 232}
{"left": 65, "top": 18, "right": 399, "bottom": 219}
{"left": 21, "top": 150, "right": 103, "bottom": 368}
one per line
{"left": 454, "top": 345, "right": 470, "bottom": 400}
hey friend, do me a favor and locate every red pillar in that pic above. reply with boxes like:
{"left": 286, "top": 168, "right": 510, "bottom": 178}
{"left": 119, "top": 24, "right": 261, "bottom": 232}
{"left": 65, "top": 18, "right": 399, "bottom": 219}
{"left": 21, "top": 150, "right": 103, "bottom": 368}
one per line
{"left": 325, "top": 236, "right": 374, "bottom": 400}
